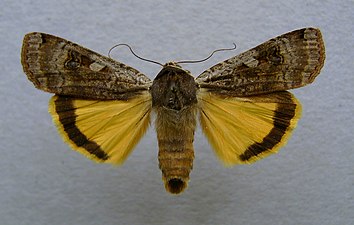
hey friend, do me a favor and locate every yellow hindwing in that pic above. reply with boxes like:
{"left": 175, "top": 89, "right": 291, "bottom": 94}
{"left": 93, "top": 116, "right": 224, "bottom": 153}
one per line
{"left": 48, "top": 92, "right": 152, "bottom": 165}
{"left": 197, "top": 89, "right": 301, "bottom": 166}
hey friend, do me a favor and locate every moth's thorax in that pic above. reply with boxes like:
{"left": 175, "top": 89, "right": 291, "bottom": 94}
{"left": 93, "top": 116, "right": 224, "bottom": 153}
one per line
{"left": 150, "top": 62, "right": 198, "bottom": 110}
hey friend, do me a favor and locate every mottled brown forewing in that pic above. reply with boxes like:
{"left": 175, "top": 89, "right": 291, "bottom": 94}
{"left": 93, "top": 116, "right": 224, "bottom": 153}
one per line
{"left": 21, "top": 32, "right": 151, "bottom": 100}
{"left": 196, "top": 28, "right": 325, "bottom": 96}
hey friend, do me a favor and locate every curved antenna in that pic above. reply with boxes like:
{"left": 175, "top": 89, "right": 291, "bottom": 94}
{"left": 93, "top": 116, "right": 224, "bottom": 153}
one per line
{"left": 108, "top": 43, "right": 163, "bottom": 66}
{"left": 176, "top": 43, "right": 237, "bottom": 64}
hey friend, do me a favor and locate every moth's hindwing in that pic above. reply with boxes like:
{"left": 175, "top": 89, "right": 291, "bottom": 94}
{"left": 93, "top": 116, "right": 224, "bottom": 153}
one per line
{"left": 21, "top": 32, "right": 151, "bottom": 100}
{"left": 197, "top": 90, "right": 301, "bottom": 166}
{"left": 196, "top": 27, "right": 325, "bottom": 96}
{"left": 49, "top": 92, "right": 152, "bottom": 164}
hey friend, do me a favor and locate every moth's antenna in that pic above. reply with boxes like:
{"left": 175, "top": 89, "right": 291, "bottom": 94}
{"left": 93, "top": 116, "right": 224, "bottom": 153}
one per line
{"left": 176, "top": 43, "right": 237, "bottom": 64}
{"left": 108, "top": 43, "right": 163, "bottom": 66}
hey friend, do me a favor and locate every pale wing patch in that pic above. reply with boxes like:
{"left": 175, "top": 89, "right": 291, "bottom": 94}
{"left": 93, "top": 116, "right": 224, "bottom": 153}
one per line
{"left": 49, "top": 92, "right": 152, "bottom": 165}
{"left": 197, "top": 89, "right": 301, "bottom": 166}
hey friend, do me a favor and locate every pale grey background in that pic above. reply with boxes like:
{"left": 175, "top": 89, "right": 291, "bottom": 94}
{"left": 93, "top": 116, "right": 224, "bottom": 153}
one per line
{"left": 1, "top": 1, "right": 353, "bottom": 225}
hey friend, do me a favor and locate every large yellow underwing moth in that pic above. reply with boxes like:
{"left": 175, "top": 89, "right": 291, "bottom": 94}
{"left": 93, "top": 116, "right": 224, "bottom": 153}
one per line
{"left": 21, "top": 28, "right": 325, "bottom": 194}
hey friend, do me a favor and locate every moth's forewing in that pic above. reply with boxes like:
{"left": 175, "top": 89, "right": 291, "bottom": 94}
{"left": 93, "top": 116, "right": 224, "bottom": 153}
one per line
{"left": 21, "top": 32, "right": 151, "bottom": 100}
{"left": 196, "top": 28, "right": 325, "bottom": 97}
{"left": 198, "top": 90, "right": 301, "bottom": 165}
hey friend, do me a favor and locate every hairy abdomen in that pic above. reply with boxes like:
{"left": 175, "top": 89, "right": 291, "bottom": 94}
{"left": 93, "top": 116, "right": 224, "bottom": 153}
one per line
{"left": 155, "top": 105, "right": 197, "bottom": 194}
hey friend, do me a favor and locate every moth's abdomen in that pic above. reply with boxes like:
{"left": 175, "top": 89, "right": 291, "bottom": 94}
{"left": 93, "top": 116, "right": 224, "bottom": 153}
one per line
{"left": 158, "top": 139, "right": 194, "bottom": 194}
{"left": 155, "top": 106, "right": 197, "bottom": 194}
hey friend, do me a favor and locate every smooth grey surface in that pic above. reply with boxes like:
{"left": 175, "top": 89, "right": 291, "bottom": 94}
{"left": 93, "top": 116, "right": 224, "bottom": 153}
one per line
{"left": 1, "top": 1, "right": 353, "bottom": 225}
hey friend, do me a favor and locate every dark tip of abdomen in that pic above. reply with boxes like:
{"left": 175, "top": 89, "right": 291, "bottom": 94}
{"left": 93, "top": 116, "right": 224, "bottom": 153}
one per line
{"left": 165, "top": 178, "right": 187, "bottom": 194}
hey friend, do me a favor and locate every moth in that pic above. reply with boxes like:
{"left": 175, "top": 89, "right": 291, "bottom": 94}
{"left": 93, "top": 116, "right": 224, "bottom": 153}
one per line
{"left": 21, "top": 27, "right": 325, "bottom": 194}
